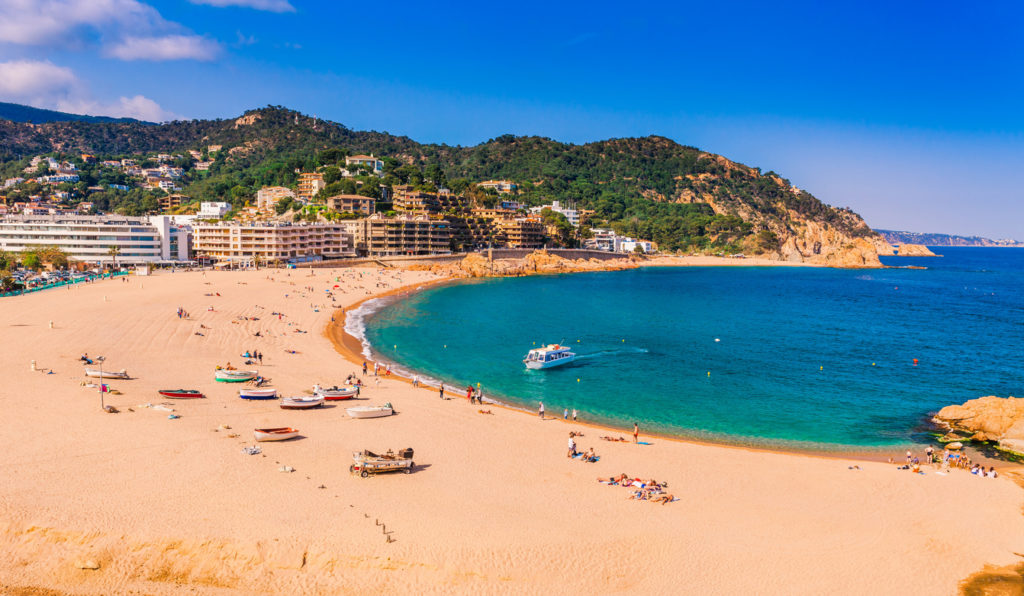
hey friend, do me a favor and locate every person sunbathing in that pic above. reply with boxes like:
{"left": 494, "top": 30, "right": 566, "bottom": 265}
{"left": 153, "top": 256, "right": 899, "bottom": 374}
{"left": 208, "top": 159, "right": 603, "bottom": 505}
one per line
{"left": 478, "top": 409, "right": 494, "bottom": 415}
{"left": 651, "top": 493, "right": 675, "bottom": 505}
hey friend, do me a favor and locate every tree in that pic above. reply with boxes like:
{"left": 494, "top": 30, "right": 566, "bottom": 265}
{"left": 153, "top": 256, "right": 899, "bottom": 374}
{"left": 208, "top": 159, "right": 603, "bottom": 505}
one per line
{"left": 107, "top": 245, "right": 121, "bottom": 269}
{"left": 20, "top": 250, "right": 41, "bottom": 270}
{"left": 38, "top": 246, "right": 69, "bottom": 269}
{"left": 322, "top": 166, "right": 341, "bottom": 184}
{"left": 0, "top": 249, "right": 12, "bottom": 271}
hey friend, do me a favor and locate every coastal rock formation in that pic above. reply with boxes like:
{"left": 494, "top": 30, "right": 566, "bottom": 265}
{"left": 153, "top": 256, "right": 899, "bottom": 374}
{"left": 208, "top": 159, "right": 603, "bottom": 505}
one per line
{"left": 892, "top": 244, "right": 938, "bottom": 257}
{"left": 414, "top": 250, "right": 640, "bottom": 278}
{"left": 933, "top": 396, "right": 1024, "bottom": 455}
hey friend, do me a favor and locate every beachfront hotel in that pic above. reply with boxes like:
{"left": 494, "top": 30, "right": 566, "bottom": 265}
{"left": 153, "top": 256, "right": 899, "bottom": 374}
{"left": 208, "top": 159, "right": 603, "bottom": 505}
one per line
{"left": 342, "top": 213, "right": 451, "bottom": 257}
{"left": 0, "top": 214, "right": 191, "bottom": 265}
{"left": 191, "top": 221, "right": 356, "bottom": 264}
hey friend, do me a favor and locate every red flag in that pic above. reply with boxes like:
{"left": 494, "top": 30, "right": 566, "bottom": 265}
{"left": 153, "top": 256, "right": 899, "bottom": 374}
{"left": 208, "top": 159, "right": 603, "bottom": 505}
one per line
{"left": 101, "top": 384, "right": 109, "bottom": 393}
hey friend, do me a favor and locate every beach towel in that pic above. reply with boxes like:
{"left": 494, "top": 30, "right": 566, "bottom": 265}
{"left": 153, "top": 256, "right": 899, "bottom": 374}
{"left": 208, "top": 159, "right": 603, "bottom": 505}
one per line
{"left": 637, "top": 441, "right": 653, "bottom": 445}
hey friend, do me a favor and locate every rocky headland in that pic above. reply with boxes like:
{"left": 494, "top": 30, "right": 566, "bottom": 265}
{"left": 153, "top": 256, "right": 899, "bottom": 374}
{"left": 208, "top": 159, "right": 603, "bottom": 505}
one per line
{"left": 892, "top": 244, "right": 939, "bottom": 257}
{"left": 933, "top": 396, "right": 1024, "bottom": 456}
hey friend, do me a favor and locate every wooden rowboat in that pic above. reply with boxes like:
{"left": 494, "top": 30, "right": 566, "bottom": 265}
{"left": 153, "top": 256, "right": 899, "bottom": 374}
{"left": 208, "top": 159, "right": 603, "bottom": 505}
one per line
{"left": 158, "top": 389, "right": 204, "bottom": 399}
{"left": 239, "top": 387, "right": 277, "bottom": 400}
{"left": 280, "top": 396, "right": 324, "bottom": 410}
{"left": 314, "top": 384, "right": 358, "bottom": 400}
{"left": 85, "top": 368, "right": 129, "bottom": 379}
{"left": 215, "top": 369, "right": 257, "bottom": 383}
{"left": 346, "top": 404, "right": 393, "bottom": 419}
{"left": 253, "top": 427, "right": 299, "bottom": 442}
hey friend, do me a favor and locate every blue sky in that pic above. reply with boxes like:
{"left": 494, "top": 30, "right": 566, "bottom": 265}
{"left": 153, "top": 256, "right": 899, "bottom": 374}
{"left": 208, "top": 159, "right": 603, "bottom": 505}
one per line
{"left": 1, "top": 1, "right": 1022, "bottom": 238}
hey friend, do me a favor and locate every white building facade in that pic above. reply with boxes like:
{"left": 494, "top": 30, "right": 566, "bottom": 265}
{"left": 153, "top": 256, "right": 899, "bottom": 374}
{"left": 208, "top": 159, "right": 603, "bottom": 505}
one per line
{"left": 199, "top": 202, "right": 232, "bottom": 219}
{"left": 0, "top": 214, "right": 192, "bottom": 265}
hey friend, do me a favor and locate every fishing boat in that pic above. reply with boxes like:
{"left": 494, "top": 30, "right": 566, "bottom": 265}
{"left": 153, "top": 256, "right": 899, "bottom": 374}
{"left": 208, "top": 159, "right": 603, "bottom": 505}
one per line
{"left": 346, "top": 403, "right": 394, "bottom": 419}
{"left": 158, "top": 389, "right": 204, "bottom": 399}
{"left": 85, "top": 368, "right": 129, "bottom": 379}
{"left": 280, "top": 396, "right": 324, "bottom": 410}
{"left": 253, "top": 427, "right": 299, "bottom": 441}
{"left": 215, "top": 369, "right": 257, "bottom": 383}
{"left": 239, "top": 387, "right": 278, "bottom": 400}
{"left": 314, "top": 384, "right": 358, "bottom": 400}
{"left": 523, "top": 344, "right": 576, "bottom": 370}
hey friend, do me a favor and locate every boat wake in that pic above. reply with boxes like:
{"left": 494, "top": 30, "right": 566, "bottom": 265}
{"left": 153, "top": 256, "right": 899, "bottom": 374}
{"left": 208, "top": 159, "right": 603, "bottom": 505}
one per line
{"left": 575, "top": 347, "right": 649, "bottom": 361}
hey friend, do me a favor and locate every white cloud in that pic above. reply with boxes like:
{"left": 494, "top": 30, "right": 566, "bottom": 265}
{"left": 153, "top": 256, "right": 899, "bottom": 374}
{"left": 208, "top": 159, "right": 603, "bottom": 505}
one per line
{"left": 189, "top": 0, "right": 295, "bottom": 13}
{"left": 0, "top": 0, "right": 221, "bottom": 62}
{"left": 0, "top": 60, "right": 80, "bottom": 100}
{"left": 0, "top": 0, "right": 164, "bottom": 45}
{"left": 0, "top": 59, "right": 180, "bottom": 121}
{"left": 106, "top": 35, "right": 221, "bottom": 61}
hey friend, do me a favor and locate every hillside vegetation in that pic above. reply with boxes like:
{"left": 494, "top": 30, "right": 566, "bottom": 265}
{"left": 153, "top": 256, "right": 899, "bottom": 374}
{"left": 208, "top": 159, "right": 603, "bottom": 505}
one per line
{"left": 0, "top": 106, "right": 889, "bottom": 264}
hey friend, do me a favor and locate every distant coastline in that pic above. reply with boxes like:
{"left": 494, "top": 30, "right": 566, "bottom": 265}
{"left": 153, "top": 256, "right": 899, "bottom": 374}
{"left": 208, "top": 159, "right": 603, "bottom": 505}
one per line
{"left": 878, "top": 229, "right": 1024, "bottom": 247}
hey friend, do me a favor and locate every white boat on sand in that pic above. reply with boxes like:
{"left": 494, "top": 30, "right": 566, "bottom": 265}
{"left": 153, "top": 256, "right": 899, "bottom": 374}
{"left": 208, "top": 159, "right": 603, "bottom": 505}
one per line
{"left": 216, "top": 369, "right": 257, "bottom": 383}
{"left": 253, "top": 427, "right": 299, "bottom": 442}
{"left": 346, "top": 403, "right": 394, "bottom": 419}
{"left": 523, "top": 344, "right": 576, "bottom": 370}
{"left": 280, "top": 396, "right": 324, "bottom": 410}
{"left": 313, "top": 384, "right": 358, "bottom": 400}
{"left": 239, "top": 387, "right": 277, "bottom": 399}
{"left": 84, "top": 368, "right": 129, "bottom": 379}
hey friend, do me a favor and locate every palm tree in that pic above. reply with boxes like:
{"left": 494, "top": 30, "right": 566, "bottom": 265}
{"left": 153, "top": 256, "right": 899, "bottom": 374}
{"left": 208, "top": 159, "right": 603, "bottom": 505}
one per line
{"left": 107, "top": 245, "right": 121, "bottom": 270}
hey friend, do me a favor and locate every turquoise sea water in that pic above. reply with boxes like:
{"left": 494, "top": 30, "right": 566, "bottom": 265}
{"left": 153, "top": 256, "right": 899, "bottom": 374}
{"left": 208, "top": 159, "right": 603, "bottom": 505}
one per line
{"left": 359, "top": 248, "right": 1024, "bottom": 450}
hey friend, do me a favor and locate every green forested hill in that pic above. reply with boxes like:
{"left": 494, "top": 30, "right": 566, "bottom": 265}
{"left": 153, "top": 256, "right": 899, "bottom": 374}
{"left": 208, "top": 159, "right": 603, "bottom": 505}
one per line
{"left": 0, "top": 105, "right": 882, "bottom": 256}
{"left": 0, "top": 102, "right": 148, "bottom": 125}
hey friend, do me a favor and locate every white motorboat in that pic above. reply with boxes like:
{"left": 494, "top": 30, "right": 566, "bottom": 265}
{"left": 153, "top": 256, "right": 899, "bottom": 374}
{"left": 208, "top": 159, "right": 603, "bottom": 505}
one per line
{"left": 239, "top": 387, "right": 278, "bottom": 400}
{"left": 253, "top": 427, "right": 299, "bottom": 441}
{"left": 523, "top": 344, "right": 576, "bottom": 370}
{"left": 215, "top": 369, "right": 257, "bottom": 383}
{"left": 346, "top": 403, "right": 394, "bottom": 419}
{"left": 313, "top": 384, "right": 358, "bottom": 400}
{"left": 280, "top": 396, "right": 324, "bottom": 410}
{"left": 84, "top": 368, "right": 129, "bottom": 379}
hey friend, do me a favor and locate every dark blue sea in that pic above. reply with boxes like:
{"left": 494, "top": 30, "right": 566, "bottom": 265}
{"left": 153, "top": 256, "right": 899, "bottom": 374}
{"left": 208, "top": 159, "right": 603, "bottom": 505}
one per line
{"left": 357, "top": 248, "right": 1024, "bottom": 450}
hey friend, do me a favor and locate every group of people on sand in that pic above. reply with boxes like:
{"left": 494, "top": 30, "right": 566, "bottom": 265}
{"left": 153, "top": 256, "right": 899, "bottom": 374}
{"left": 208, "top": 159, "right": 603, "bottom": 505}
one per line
{"left": 890, "top": 446, "right": 999, "bottom": 478}
{"left": 598, "top": 474, "right": 675, "bottom": 504}
{"left": 176, "top": 307, "right": 190, "bottom": 319}
{"left": 567, "top": 431, "right": 599, "bottom": 462}
{"left": 465, "top": 385, "right": 484, "bottom": 404}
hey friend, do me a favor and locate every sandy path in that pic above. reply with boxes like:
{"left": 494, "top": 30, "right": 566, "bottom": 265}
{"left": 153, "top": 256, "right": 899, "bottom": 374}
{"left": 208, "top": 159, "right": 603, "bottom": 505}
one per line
{"left": 0, "top": 267, "right": 1021, "bottom": 595}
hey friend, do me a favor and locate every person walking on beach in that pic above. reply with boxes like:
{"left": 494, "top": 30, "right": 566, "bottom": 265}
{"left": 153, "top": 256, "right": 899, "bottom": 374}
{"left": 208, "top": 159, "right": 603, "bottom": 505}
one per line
{"left": 412, "top": 375, "right": 419, "bottom": 388}
{"left": 633, "top": 422, "right": 639, "bottom": 444}
{"left": 563, "top": 408, "right": 568, "bottom": 420}
{"left": 439, "top": 385, "right": 445, "bottom": 400}
{"left": 467, "top": 386, "right": 474, "bottom": 403}
{"left": 362, "top": 361, "right": 368, "bottom": 375}
{"left": 257, "top": 351, "right": 262, "bottom": 365}
{"left": 539, "top": 402, "right": 545, "bottom": 419}
{"left": 568, "top": 434, "right": 577, "bottom": 458}
{"left": 572, "top": 408, "right": 578, "bottom": 422}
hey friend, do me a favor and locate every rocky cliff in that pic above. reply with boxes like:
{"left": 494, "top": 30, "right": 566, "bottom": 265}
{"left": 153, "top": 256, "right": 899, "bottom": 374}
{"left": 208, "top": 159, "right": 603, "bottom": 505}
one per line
{"left": 409, "top": 250, "right": 641, "bottom": 278}
{"left": 892, "top": 244, "right": 938, "bottom": 257}
{"left": 933, "top": 396, "right": 1024, "bottom": 456}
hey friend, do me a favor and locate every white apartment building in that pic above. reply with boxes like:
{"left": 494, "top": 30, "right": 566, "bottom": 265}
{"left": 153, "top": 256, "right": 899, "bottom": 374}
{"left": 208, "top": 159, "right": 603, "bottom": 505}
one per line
{"left": 255, "top": 186, "right": 295, "bottom": 210}
{"left": 191, "top": 222, "right": 355, "bottom": 264}
{"left": 531, "top": 200, "right": 580, "bottom": 227}
{"left": 344, "top": 154, "right": 384, "bottom": 176}
{"left": 199, "top": 201, "right": 232, "bottom": 219}
{"left": 0, "top": 214, "right": 191, "bottom": 265}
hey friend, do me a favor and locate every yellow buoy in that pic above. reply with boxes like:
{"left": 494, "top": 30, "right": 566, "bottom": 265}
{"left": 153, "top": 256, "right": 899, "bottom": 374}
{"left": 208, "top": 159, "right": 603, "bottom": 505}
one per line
{"left": 820, "top": 366, "right": 823, "bottom": 371}
{"left": 872, "top": 362, "right": 876, "bottom": 366}
{"left": 577, "top": 378, "right": 580, "bottom": 383}
{"left": 707, "top": 371, "right": 711, "bottom": 377}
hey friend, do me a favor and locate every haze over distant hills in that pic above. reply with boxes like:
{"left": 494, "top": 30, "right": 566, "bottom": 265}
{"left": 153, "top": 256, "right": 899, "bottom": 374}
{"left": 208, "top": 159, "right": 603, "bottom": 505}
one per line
{"left": 877, "top": 230, "right": 1024, "bottom": 247}
{"left": 0, "top": 102, "right": 150, "bottom": 125}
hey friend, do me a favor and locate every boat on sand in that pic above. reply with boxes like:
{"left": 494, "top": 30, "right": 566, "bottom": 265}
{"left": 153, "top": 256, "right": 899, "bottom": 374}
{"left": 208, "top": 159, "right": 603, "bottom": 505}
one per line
{"left": 85, "top": 368, "right": 129, "bottom": 379}
{"left": 158, "top": 389, "right": 203, "bottom": 399}
{"left": 215, "top": 369, "right": 257, "bottom": 383}
{"left": 314, "top": 384, "right": 358, "bottom": 400}
{"left": 253, "top": 427, "right": 299, "bottom": 442}
{"left": 346, "top": 403, "right": 394, "bottom": 419}
{"left": 280, "top": 396, "right": 324, "bottom": 410}
{"left": 239, "top": 387, "right": 277, "bottom": 399}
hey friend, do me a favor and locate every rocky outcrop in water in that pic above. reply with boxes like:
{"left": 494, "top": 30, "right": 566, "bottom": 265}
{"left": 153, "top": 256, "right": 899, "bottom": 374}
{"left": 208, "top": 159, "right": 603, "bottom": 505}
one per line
{"left": 892, "top": 244, "right": 938, "bottom": 257}
{"left": 410, "top": 250, "right": 641, "bottom": 278}
{"left": 933, "top": 396, "right": 1024, "bottom": 456}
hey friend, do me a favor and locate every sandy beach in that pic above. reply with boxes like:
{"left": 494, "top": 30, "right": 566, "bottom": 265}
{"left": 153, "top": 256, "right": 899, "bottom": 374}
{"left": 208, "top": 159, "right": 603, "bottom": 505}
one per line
{"left": 1, "top": 262, "right": 1023, "bottom": 595}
